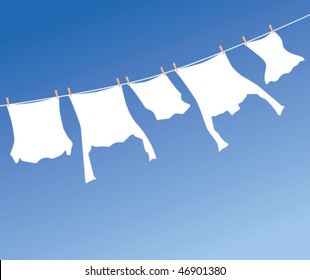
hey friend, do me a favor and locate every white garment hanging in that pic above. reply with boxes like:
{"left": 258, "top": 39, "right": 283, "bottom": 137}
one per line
{"left": 246, "top": 32, "right": 304, "bottom": 83}
{"left": 177, "top": 53, "right": 284, "bottom": 151}
{"left": 70, "top": 86, "right": 156, "bottom": 183}
{"left": 8, "top": 98, "right": 72, "bottom": 164}
{"left": 130, "top": 75, "right": 190, "bottom": 120}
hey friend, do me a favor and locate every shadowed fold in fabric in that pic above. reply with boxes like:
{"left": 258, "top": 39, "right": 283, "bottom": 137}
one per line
{"left": 177, "top": 53, "right": 284, "bottom": 151}
{"left": 246, "top": 32, "right": 304, "bottom": 83}
{"left": 70, "top": 86, "right": 156, "bottom": 183}
{"left": 130, "top": 75, "right": 190, "bottom": 120}
{"left": 8, "top": 98, "right": 72, "bottom": 164}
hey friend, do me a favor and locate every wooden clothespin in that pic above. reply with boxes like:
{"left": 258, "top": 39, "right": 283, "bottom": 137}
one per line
{"left": 242, "top": 35, "right": 248, "bottom": 45}
{"left": 160, "top": 66, "right": 166, "bottom": 76}
{"left": 67, "top": 87, "right": 72, "bottom": 97}
{"left": 6, "top": 97, "right": 10, "bottom": 107}
{"left": 219, "top": 45, "right": 225, "bottom": 55}
{"left": 269, "top": 24, "right": 275, "bottom": 34}
{"left": 125, "top": 76, "right": 130, "bottom": 86}
{"left": 116, "top": 78, "right": 121, "bottom": 87}
{"left": 173, "top": 62, "right": 178, "bottom": 72}
{"left": 55, "top": 89, "right": 59, "bottom": 99}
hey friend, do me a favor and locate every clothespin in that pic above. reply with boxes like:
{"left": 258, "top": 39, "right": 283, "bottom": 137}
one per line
{"left": 173, "top": 62, "right": 178, "bottom": 72}
{"left": 55, "top": 89, "right": 59, "bottom": 99}
{"left": 269, "top": 24, "right": 275, "bottom": 34}
{"left": 116, "top": 78, "right": 121, "bottom": 87}
{"left": 242, "top": 35, "right": 248, "bottom": 45}
{"left": 125, "top": 76, "right": 130, "bottom": 86}
{"left": 160, "top": 66, "right": 166, "bottom": 76}
{"left": 219, "top": 45, "right": 225, "bottom": 55}
{"left": 6, "top": 97, "right": 10, "bottom": 107}
{"left": 67, "top": 87, "right": 72, "bottom": 97}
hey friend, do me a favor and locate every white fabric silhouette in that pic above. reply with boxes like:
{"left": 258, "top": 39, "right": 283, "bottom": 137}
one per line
{"left": 246, "top": 32, "right": 304, "bottom": 83}
{"left": 8, "top": 98, "right": 72, "bottom": 164}
{"left": 177, "top": 53, "right": 284, "bottom": 151}
{"left": 130, "top": 75, "right": 190, "bottom": 120}
{"left": 70, "top": 86, "right": 156, "bottom": 183}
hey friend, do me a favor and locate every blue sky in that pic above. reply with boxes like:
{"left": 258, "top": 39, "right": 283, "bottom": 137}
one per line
{"left": 0, "top": 0, "right": 309, "bottom": 259}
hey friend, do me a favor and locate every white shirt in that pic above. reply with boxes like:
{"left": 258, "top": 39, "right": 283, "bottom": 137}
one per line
{"left": 70, "top": 86, "right": 156, "bottom": 183}
{"left": 8, "top": 98, "right": 72, "bottom": 164}
{"left": 177, "top": 53, "right": 284, "bottom": 151}
{"left": 130, "top": 75, "right": 190, "bottom": 120}
{"left": 246, "top": 32, "right": 304, "bottom": 83}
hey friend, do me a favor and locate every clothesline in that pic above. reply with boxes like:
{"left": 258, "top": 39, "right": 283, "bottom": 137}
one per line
{"left": 0, "top": 13, "right": 309, "bottom": 108}
{"left": 4, "top": 16, "right": 305, "bottom": 184}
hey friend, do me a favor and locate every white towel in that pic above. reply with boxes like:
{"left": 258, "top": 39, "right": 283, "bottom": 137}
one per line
{"left": 70, "top": 86, "right": 156, "bottom": 183}
{"left": 246, "top": 32, "right": 304, "bottom": 83}
{"left": 8, "top": 98, "right": 72, "bottom": 164}
{"left": 177, "top": 53, "right": 284, "bottom": 151}
{"left": 130, "top": 75, "right": 190, "bottom": 120}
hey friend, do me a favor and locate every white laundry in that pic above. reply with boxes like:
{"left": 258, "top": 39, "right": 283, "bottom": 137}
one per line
{"left": 130, "top": 75, "right": 190, "bottom": 120}
{"left": 8, "top": 98, "right": 72, "bottom": 164}
{"left": 246, "top": 32, "right": 304, "bottom": 83}
{"left": 70, "top": 86, "right": 156, "bottom": 183}
{"left": 177, "top": 53, "right": 284, "bottom": 151}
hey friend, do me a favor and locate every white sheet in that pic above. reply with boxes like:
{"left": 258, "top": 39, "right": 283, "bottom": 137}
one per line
{"left": 70, "top": 86, "right": 156, "bottom": 183}
{"left": 177, "top": 53, "right": 284, "bottom": 151}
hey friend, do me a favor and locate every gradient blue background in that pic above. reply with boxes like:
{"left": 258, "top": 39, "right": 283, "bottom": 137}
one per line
{"left": 0, "top": 0, "right": 309, "bottom": 259}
